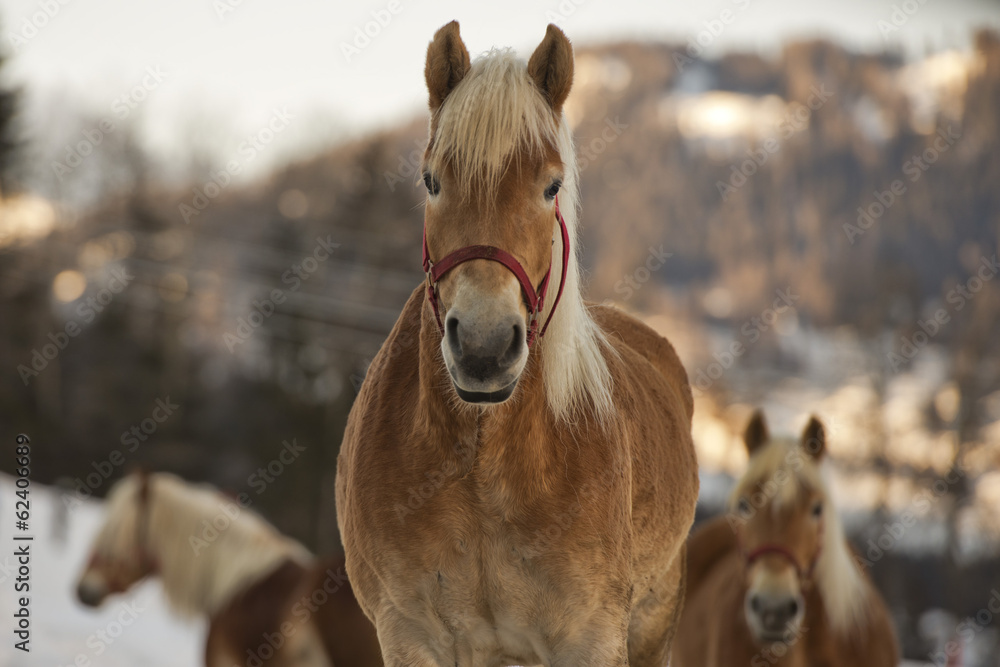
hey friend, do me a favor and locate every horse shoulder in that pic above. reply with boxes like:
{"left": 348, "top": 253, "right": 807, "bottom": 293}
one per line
{"left": 684, "top": 515, "right": 739, "bottom": 599}
{"left": 590, "top": 304, "right": 694, "bottom": 420}
{"left": 672, "top": 549, "right": 745, "bottom": 667}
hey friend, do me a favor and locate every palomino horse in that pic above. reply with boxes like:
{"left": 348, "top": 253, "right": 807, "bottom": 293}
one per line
{"left": 672, "top": 411, "right": 899, "bottom": 667}
{"left": 76, "top": 471, "right": 382, "bottom": 667}
{"left": 336, "top": 21, "right": 698, "bottom": 667}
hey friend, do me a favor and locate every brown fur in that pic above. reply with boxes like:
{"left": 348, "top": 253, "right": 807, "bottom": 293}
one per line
{"left": 672, "top": 415, "right": 898, "bottom": 667}
{"left": 336, "top": 22, "right": 698, "bottom": 666}
{"left": 206, "top": 555, "right": 383, "bottom": 667}
{"left": 425, "top": 21, "right": 470, "bottom": 111}
{"left": 337, "top": 289, "right": 699, "bottom": 666}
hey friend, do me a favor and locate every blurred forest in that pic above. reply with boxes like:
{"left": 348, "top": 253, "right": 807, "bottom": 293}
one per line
{"left": 1, "top": 29, "right": 999, "bottom": 662}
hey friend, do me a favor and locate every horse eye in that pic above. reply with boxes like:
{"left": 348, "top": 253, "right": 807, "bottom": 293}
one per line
{"left": 812, "top": 502, "right": 823, "bottom": 518}
{"left": 423, "top": 172, "right": 440, "bottom": 196}
{"left": 544, "top": 180, "right": 561, "bottom": 200}
{"left": 737, "top": 498, "right": 750, "bottom": 514}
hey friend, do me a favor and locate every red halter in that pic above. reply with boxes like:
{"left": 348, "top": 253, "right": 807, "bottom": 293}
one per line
{"left": 421, "top": 196, "right": 571, "bottom": 348}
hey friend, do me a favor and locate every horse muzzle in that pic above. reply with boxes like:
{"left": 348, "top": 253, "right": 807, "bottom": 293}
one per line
{"left": 444, "top": 310, "right": 525, "bottom": 403}
{"left": 76, "top": 576, "right": 108, "bottom": 608}
{"left": 744, "top": 590, "right": 805, "bottom": 644}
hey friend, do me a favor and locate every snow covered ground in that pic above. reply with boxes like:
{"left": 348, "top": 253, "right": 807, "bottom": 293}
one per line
{"left": 0, "top": 473, "right": 202, "bottom": 666}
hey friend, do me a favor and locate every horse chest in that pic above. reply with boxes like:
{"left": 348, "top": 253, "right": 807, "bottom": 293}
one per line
{"left": 400, "top": 464, "right": 620, "bottom": 651}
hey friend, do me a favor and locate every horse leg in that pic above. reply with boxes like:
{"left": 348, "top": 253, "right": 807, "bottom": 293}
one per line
{"left": 545, "top": 612, "right": 631, "bottom": 667}
{"left": 280, "top": 618, "right": 333, "bottom": 667}
{"left": 627, "top": 550, "right": 687, "bottom": 667}
{"left": 374, "top": 609, "right": 460, "bottom": 667}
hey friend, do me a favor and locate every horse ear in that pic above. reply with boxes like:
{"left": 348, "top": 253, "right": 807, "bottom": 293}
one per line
{"left": 743, "top": 409, "right": 769, "bottom": 456}
{"left": 425, "top": 20, "right": 471, "bottom": 111}
{"left": 527, "top": 24, "right": 574, "bottom": 114}
{"left": 800, "top": 416, "right": 826, "bottom": 460}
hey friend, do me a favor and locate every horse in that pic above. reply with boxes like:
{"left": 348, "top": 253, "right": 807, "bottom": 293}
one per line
{"left": 335, "top": 21, "right": 699, "bottom": 667}
{"left": 76, "top": 471, "right": 383, "bottom": 667}
{"left": 672, "top": 411, "right": 899, "bottom": 667}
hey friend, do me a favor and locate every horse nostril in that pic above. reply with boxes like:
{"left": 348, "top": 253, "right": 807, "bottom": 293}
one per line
{"left": 787, "top": 599, "right": 799, "bottom": 617}
{"left": 445, "top": 315, "right": 462, "bottom": 356}
{"left": 499, "top": 322, "right": 524, "bottom": 366}
{"left": 77, "top": 581, "right": 101, "bottom": 607}
{"left": 750, "top": 595, "right": 762, "bottom": 614}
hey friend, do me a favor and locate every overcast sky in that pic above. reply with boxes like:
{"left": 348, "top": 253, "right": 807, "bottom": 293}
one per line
{"left": 2, "top": 0, "right": 998, "bottom": 178}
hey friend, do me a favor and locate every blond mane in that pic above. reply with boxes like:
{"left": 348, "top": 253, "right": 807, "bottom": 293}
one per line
{"left": 730, "top": 439, "right": 871, "bottom": 636}
{"left": 92, "top": 473, "right": 309, "bottom": 617}
{"left": 426, "top": 48, "right": 615, "bottom": 423}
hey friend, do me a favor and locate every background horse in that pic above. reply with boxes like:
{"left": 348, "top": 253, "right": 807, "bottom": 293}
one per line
{"left": 76, "top": 471, "right": 382, "bottom": 667}
{"left": 336, "top": 21, "right": 698, "bottom": 667}
{"left": 672, "top": 411, "right": 898, "bottom": 667}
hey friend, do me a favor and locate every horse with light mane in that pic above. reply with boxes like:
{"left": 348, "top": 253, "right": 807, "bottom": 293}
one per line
{"left": 672, "top": 411, "right": 899, "bottom": 667}
{"left": 76, "top": 471, "right": 383, "bottom": 667}
{"left": 335, "top": 21, "right": 699, "bottom": 667}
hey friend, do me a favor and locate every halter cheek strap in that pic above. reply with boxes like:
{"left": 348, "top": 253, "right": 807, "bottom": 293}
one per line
{"left": 422, "top": 196, "right": 571, "bottom": 348}
{"left": 135, "top": 471, "right": 159, "bottom": 574}
{"left": 84, "top": 473, "right": 159, "bottom": 592}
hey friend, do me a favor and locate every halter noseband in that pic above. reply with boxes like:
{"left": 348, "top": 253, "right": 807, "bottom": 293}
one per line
{"left": 422, "top": 196, "right": 571, "bottom": 348}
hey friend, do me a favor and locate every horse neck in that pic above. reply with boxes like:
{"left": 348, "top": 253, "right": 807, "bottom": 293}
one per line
{"left": 145, "top": 484, "right": 306, "bottom": 618}
{"left": 415, "top": 295, "right": 556, "bottom": 483}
